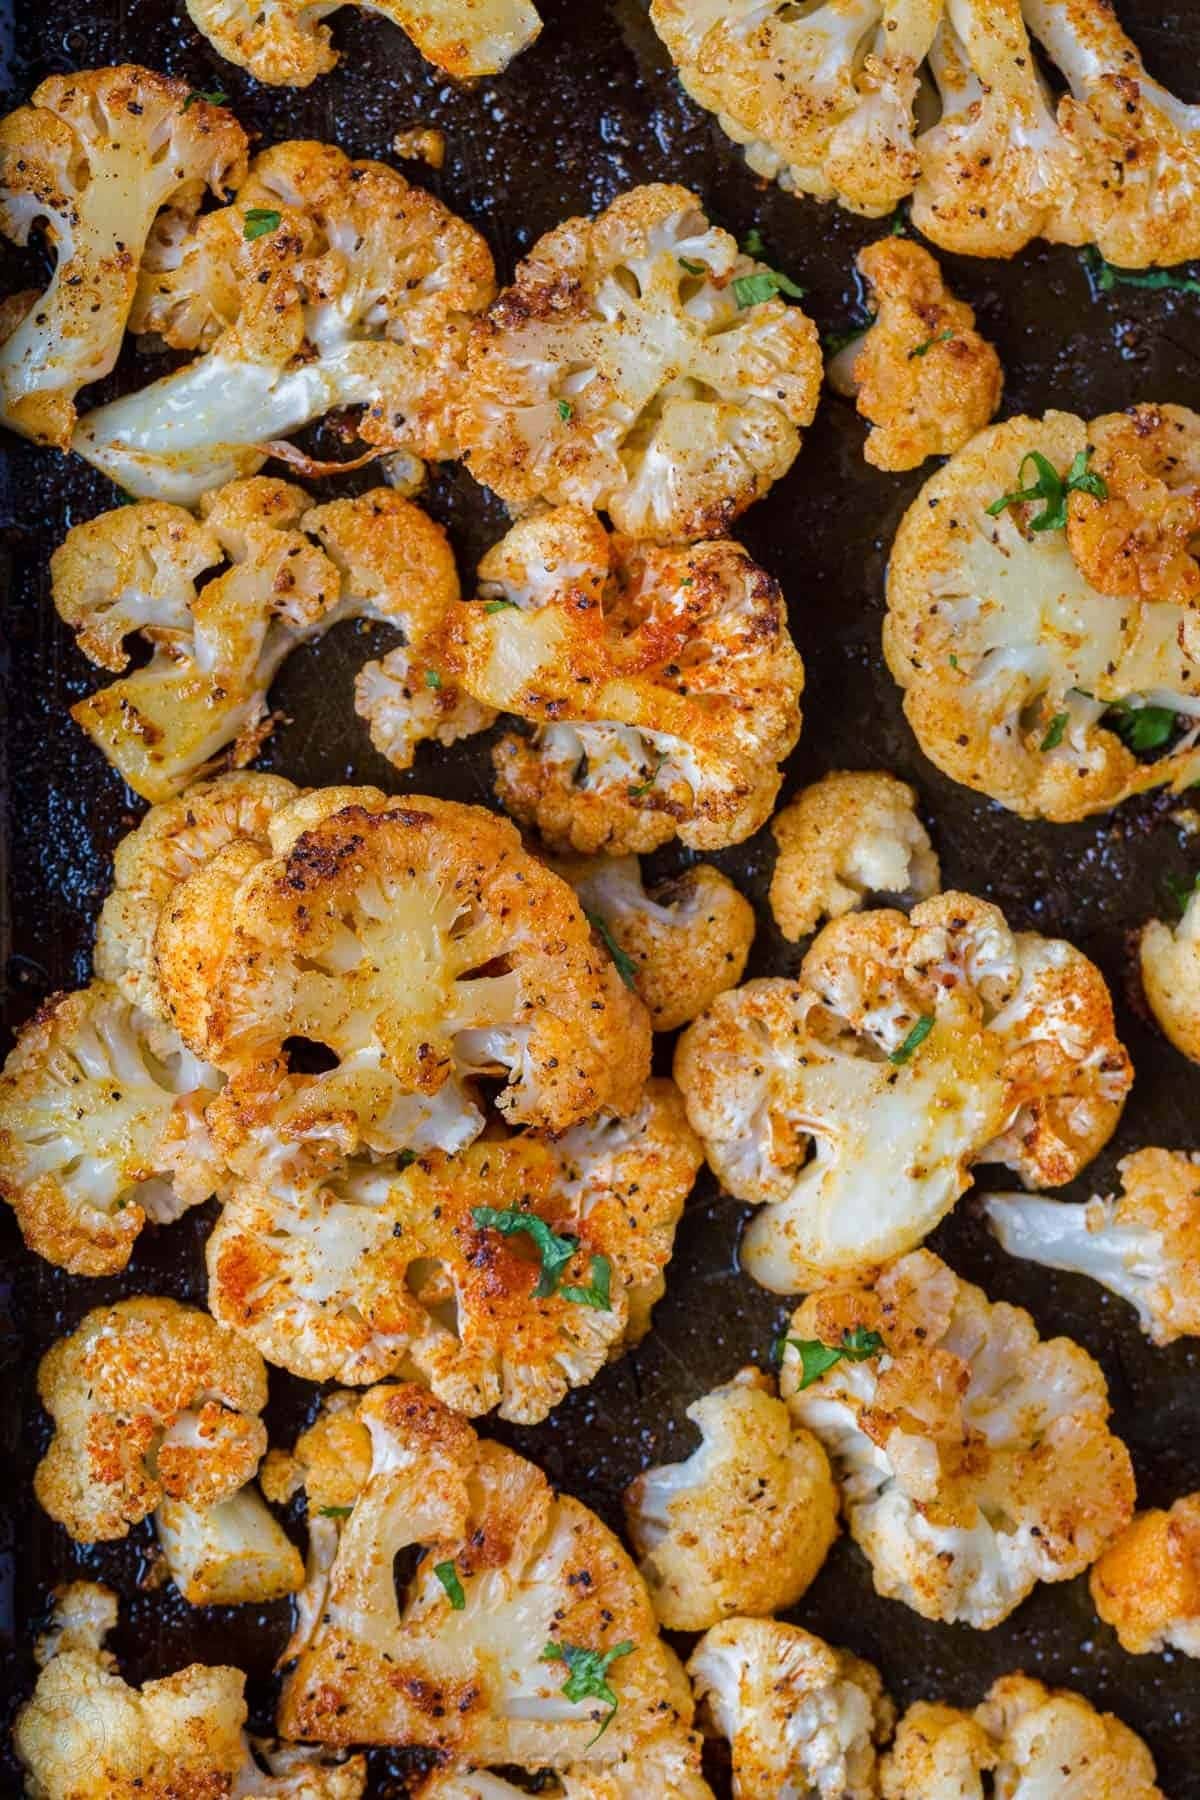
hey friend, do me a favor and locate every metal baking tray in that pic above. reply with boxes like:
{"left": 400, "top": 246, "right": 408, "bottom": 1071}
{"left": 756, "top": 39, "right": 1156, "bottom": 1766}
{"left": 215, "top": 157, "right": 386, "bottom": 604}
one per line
{"left": 2, "top": 0, "right": 1200, "bottom": 1791}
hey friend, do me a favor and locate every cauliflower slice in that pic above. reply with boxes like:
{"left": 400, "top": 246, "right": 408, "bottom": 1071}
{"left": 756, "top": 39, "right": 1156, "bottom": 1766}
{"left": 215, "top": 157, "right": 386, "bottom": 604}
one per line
{"left": 0, "top": 67, "right": 246, "bottom": 446}
{"left": 984, "top": 1147, "right": 1200, "bottom": 1346}
{"left": 277, "top": 1383, "right": 698, "bottom": 1767}
{"left": 675, "top": 892, "right": 1130, "bottom": 1291}
{"left": 73, "top": 141, "right": 495, "bottom": 502}
{"left": 451, "top": 508, "right": 805, "bottom": 853}
{"left": 826, "top": 238, "right": 1002, "bottom": 470}
{"left": 689, "top": 1617, "right": 894, "bottom": 1800}
{"left": 457, "top": 184, "right": 821, "bottom": 540}
{"left": 1140, "top": 884, "right": 1200, "bottom": 1063}
{"left": 1090, "top": 1492, "right": 1200, "bottom": 1657}
{"left": 13, "top": 1581, "right": 366, "bottom": 1799}
{"left": 782, "top": 1249, "right": 1136, "bottom": 1627}
{"left": 884, "top": 411, "right": 1200, "bottom": 821}
{"left": 768, "top": 769, "right": 939, "bottom": 943}
{"left": 34, "top": 1296, "right": 270, "bottom": 1542}
{"left": 183, "top": 0, "right": 540, "bottom": 85}
{"left": 155, "top": 1482, "right": 305, "bottom": 1607}
{"left": 0, "top": 981, "right": 222, "bottom": 1276}
{"left": 551, "top": 853, "right": 755, "bottom": 1031}
{"left": 420, "top": 1735, "right": 715, "bottom": 1798}
{"left": 624, "top": 1367, "right": 837, "bottom": 1630}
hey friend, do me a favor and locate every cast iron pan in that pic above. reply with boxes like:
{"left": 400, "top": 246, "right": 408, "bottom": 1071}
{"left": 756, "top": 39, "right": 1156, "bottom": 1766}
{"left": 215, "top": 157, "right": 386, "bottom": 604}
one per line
{"left": 3, "top": 1, "right": 1200, "bottom": 1792}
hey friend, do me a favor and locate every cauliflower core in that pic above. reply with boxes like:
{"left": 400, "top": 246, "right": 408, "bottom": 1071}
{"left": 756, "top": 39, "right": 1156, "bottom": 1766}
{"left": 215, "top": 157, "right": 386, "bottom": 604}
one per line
{"left": 1140, "top": 884, "right": 1200, "bottom": 1064}
{"left": 456, "top": 184, "right": 821, "bottom": 540}
{"left": 451, "top": 507, "right": 805, "bottom": 854}
{"left": 72, "top": 141, "right": 495, "bottom": 502}
{"left": 0, "top": 67, "right": 247, "bottom": 445}
{"left": 985, "top": 1147, "right": 1200, "bottom": 1346}
{"left": 768, "top": 768, "right": 939, "bottom": 943}
{"left": 689, "top": 1617, "right": 894, "bottom": 1800}
{"left": 1090, "top": 1492, "right": 1200, "bottom": 1657}
{"left": 826, "top": 239, "right": 1002, "bottom": 471}
{"left": 34, "top": 1297, "right": 269, "bottom": 1542}
{"left": 675, "top": 891, "right": 1130, "bottom": 1291}
{"left": 783, "top": 1250, "right": 1136, "bottom": 1627}
{"left": 885, "top": 411, "right": 1200, "bottom": 821}
{"left": 624, "top": 1367, "right": 837, "bottom": 1630}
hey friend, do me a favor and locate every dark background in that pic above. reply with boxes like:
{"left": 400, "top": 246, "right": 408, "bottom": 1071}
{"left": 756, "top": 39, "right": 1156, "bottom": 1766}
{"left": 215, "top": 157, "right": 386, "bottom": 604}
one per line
{"left": 3, "top": 0, "right": 1200, "bottom": 1791}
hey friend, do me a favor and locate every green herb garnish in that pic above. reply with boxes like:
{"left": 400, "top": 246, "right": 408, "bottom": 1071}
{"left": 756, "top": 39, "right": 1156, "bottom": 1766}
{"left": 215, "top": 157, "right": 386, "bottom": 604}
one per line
{"left": 890, "top": 206, "right": 907, "bottom": 236}
{"left": 318, "top": 1505, "right": 354, "bottom": 1518}
{"left": 678, "top": 256, "right": 706, "bottom": 275}
{"left": 424, "top": 668, "right": 442, "bottom": 690}
{"left": 434, "top": 1560, "right": 466, "bottom": 1610}
{"left": 243, "top": 207, "right": 282, "bottom": 241}
{"left": 1165, "top": 870, "right": 1200, "bottom": 916}
{"left": 628, "top": 751, "right": 665, "bottom": 799}
{"left": 557, "top": 398, "right": 573, "bottom": 421}
{"left": 909, "top": 328, "right": 954, "bottom": 359}
{"left": 1040, "top": 712, "right": 1069, "bottom": 752}
{"left": 484, "top": 597, "right": 518, "bottom": 613}
{"left": 823, "top": 323, "right": 868, "bottom": 355}
{"left": 396, "top": 1148, "right": 418, "bottom": 1171}
{"left": 184, "top": 87, "right": 229, "bottom": 109}
{"left": 986, "top": 448, "right": 1107, "bottom": 533}
{"left": 733, "top": 268, "right": 806, "bottom": 309}
{"left": 889, "top": 1014, "right": 934, "bottom": 1065}
{"left": 1082, "top": 244, "right": 1200, "bottom": 298}
{"left": 541, "top": 1640, "right": 635, "bottom": 1743}
{"left": 741, "top": 228, "right": 766, "bottom": 257}
{"left": 783, "top": 1326, "right": 885, "bottom": 1390}
{"left": 1106, "top": 700, "right": 1176, "bottom": 753}
{"left": 585, "top": 911, "right": 638, "bottom": 989}
{"left": 560, "top": 1253, "right": 613, "bottom": 1312}
{"left": 471, "top": 1207, "right": 578, "bottom": 1297}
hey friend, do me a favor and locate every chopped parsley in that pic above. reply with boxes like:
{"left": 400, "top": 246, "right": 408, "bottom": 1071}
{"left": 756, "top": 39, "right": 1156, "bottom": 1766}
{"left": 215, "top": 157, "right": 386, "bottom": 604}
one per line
{"left": 396, "top": 1148, "right": 418, "bottom": 1171}
{"left": 317, "top": 1505, "right": 354, "bottom": 1518}
{"left": 628, "top": 751, "right": 665, "bottom": 799}
{"left": 733, "top": 267, "right": 806, "bottom": 309}
{"left": 560, "top": 1252, "right": 613, "bottom": 1312}
{"left": 183, "top": 87, "right": 229, "bottom": 109}
{"left": 1040, "top": 711, "right": 1069, "bottom": 752}
{"left": 557, "top": 398, "right": 574, "bottom": 421}
{"left": 541, "top": 1639, "right": 634, "bottom": 1743}
{"left": 483, "top": 597, "right": 518, "bottom": 613}
{"left": 1082, "top": 244, "right": 1200, "bottom": 298}
{"left": 434, "top": 1560, "right": 466, "bottom": 1610}
{"left": 908, "top": 328, "right": 954, "bottom": 359}
{"left": 741, "top": 227, "right": 766, "bottom": 257}
{"left": 889, "top": 1014, "right": 934, "bottom": 1065}
{"left": 1165, "top": 869, "right": 1200, "bottom": 916}
{"left": 823, "top": 323, "right": 868, "bottom": 355}
{"left": 986, "top": 448, "right": 1107, "bottom": 533}
{"left": 890, "top": 206, "right": 908, "bottom": 236}
{"left": 1105, "top": 699, "right": 1176, "bottom": 753}
{"left": 470, "top": 1207, "right": 610, "bottom": 1309}
{"left": 948, "top": 653, "right": 959, "bottom": 668}
{"left": 678, "top": 256, "right": 707, "bottom": 276}
{"left": 243, "top": 207, "right": 282, "bottom": 241}
{"left": 585, "top": 911, "right": 638, "bottom": 989}
{"left": 783, "top": 1325, "right": 885, "bottom": 1390}
{"left": 424, "top": 668, "right": 442, "bottom": 690}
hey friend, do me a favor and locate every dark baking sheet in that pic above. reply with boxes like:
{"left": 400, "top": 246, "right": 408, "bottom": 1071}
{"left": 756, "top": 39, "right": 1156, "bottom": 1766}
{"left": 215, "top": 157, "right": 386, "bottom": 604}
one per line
{"left": 4, "top": 0, "right": 1200, "bottom": 1790}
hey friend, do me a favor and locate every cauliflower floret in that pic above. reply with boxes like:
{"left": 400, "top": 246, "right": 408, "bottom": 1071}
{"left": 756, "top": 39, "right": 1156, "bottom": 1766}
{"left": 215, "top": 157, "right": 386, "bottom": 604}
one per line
{"left": 782, "top": 1250, "right": 1136, "bottom": 1627}
{"left": 1141, "top": 885, "right": 1200, "bottom": 1063}
{"left": 689, "top": 1617, "right": 894, "bottom": 1800}
{"left": 826, "top": 238, "right": 1002, "bottom": 471}
{"left": 0, "top": 981, "right": 222, "bottom": 1276}
{"left": 155, "top": 1482, "right": 305, "bottom": 1607}
{"left": 73, "top": 141, "right": 495, "bottom": 503}
{"left": 0, "top": 67, "right": 246, "bottom": 445}
{"left": 1090, "top": 1492, "right": 1200, "bottom": 1657}
{"left": 984, "top": 1147, "right": 1200, "bottom": 1346}
{"left": 675, "top": 892, "right": 1130, "bottom": 1291}
{"left": 456, "top": 184, "right": 821, "bottom": 540}
{"left": 768, "top": 769, "right": 939, "bottom": 943}
{"left": 184, "top": 0, "right": 540, "bottom": 85}
{"left": 277, "top": 1383, "right": 698, "bottom": 1769}
{"left": 34, "top": 1297, "right": 270, "bottom": 1542}
{"left": 1066, "top": 404, "right": 1200, "bottom": 605}
{"left": 884, "top": 412, "right": 1200, "bottom": 820}
{"left": 624, "top": 1367, "right": 837, "bottom": 1630}
{"left": 420, "top": 1735, "right": 715, "bottom": 1799}
{"left": 451, "top": 508, "right": 804, "bottom": 853}
{"left": 13, "top": 1581, "right": 366, "bottom": 1799}
{"left": 551, "top": 853, "right": 755, "bottom": 1029}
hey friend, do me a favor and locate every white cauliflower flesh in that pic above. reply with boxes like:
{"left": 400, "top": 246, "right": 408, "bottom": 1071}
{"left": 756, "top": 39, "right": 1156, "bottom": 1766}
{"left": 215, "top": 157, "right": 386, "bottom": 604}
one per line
{"left": 624, "top": 1367, "right": 837, "bottom": 1630}
{"left": 0, "top": 981, "right": 222, "bottom": 1276}
{"left": 782, "top": 1249, "right": 1136, "bottom": 1628}
{"left": 72, "top": 141, "right": 495, "bottom": 502}
{"left": 155, "top": 787, "right": 651, "bottom": 1180}
{"left": 769, "top": 769, "right": 940, "bottom": 943}
{"left": 1090, "top": 1491, "right": 1200, "bottom": 1657}
{"left": 1141, "top": 884, "right": 1200, "bottom": 1064}
{"left": 13, "top": 1581, "right": 366, "bottom": 1800}
{"left": 984, "top": 1147, "right": 1200, "bottom": 1346}
{"left": 0, "top": 67, "right": 246, "bottom": 446}
{"left": 885, "top": 410, "right": 1200, "bottom": 822}
{"left": 674, "top": 891, "right": 1131, "bottom": 1292}
{"left": 34, "top": 1297, "right": 270, "bottom": 1543}
{"left": 420, "top": 1736, "right": 714, "bottom": 1798}
{"left": 689, "top": 1617, "right": 894, "bottom": 1800}
{"left": 155, "top": 1482, "right": 305, "bottom": 1607}
{"left": 457, "top": 183, "right": 821, "bottom": 540}
{"left": 451, "top": 507, "right": 805, "bottom": 853}
{"left": 277, "top": 1383, "right": 698, "bottom": 1768}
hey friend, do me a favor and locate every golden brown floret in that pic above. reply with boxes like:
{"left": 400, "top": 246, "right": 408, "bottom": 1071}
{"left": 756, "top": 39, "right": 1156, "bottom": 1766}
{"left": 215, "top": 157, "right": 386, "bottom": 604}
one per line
{"left": 1140, "top": 884, "right": 1200, "bottom": 1064}
{"left": 1090, "top": 1492, "right": 1200, "bottom": 1657}
{"left": 768, "top": 768, "right": 939, "bottom": 942}
{"left": 154, "top": 1484, "right": 305, "bottom": 1609}
{"left": 1067, "top": 405, "right": 1200, "bottom": 605}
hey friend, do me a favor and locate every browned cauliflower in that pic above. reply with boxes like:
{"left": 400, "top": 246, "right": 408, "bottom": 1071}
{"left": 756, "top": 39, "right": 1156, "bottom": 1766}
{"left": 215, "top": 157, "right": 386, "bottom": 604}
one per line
{"left": 73, "top": 141, "right": 495, "bottom": 502}
{"left": 623, "top": 1367, "right": 837, "bottom": 1630}
{"left": 1066, "top": 404, "right": 1200, "bottom": 605}
{"left": 826, "top": 239, "right": 1002, "bottom": 471}
{"left": 675, "top": 892, "right": 1131, "bottom": 1291}
{"left": 419, "top": 1737, "right": 715, "bottom": 1800}
{"left": 449, "top": 508, "right": 804, "bottom": 853}
{"left": 1141, "top": 883, "right": 1200, "bottom": 1063}
{"left": 0, "top": 67, "right": 246, "bottom": 446}
{"left": 34, "top": 1297, "right": 269, "bottom": 1542}
{"left": 0, "top": 981, "right": 222, "bottom": 1276}
{"left": 768, "top": 769, "right": 939, "bottom": 943}
{"left": 884, "top": 411, "right": 1200, "bottom": 822}
{"left": 1090, "top": 1492, "right": 1200, "bottom": 1657}
{"left": 689, "top": 1618, "right": 893, "bottom": 1799}
{"left": 456, "top": 184, "right": 821, "bottom": 540}
{"left": 154, "top": 1483, "right": 305, "bottom": 1608}
{"left": 782, "top": 1250, "right": 1136, "bottom": 1628}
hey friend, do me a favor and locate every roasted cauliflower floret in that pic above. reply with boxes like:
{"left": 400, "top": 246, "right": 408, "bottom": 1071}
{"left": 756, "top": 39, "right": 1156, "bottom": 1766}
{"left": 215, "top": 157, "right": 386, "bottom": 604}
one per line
{"left": 984, "top": 1147, "right": 1200, "bottom": 1346}
{"left": 420, "top": 1735, "right": 715, "bottom": 1800}
{"left": 1066, "top": 404, "right": 1200, "bottom": 605}
{"left": 457, "top": 184, "right": 821, "bottom": 540}
{"left": 552, "top": 854, "right": 755, "bottom": 1030}
{"left": 675, "top": 891, "right": 1130, "bottom": 1291}
{"left": 73, "top": 141, "right": 495, "bottom": 502}
{"left": 768, "top": 769, "right": 939, "bottom": 943}
{"left": 826, "top": 238, "right": 1002, "bottom": 471}
{"left": 0, "top": 67, "right": 246, "bottom": 446}
{"left": 689, "top": 1617, "right": 894, "bottom": 1800}
{"left": 885, "top": 411, "right": 1200, "bottom": 821}
{"left": 1090, "top": 1492, "right": 1200, "bottom": 1657}
{"left": 155, "top": 1483, "right": 306, "bottom": 1608}
{"left": 782, "top": 1250, "right": 1136, "bottom": 1627}
{"left": 34, "top": 1297, "right": 270, "bottom": 1543}
{"left": 624, "top": 1367, "right": 837, "bottom": 1630}
{"left": 1141, "top": 883, "right": 1200, "bottom": 1062}
{"left": 0, "top": 981, "right": 222, "bottom": 1276}
{"left": 452, "top": 508, "right": 804, "bottom": 853}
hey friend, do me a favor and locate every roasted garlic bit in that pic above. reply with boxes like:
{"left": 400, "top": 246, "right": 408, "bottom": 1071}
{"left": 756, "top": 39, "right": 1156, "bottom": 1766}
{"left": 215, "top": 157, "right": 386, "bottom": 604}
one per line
{"left": 769, "top": 768, "right": 939, "bottom": 942}
{"left": 1091, "top": 1493, "right": 1200, "bottom": 1657}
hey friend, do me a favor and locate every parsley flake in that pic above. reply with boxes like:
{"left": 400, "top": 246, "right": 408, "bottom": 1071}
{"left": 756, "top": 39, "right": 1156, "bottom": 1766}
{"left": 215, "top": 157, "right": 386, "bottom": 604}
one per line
{"left": 557, "top": 398, "right": 573, "bottom": 421}
{"left": 733, "top": 268, "right": 806, "bottom": 309}
{"left": 396, "top": 1148, "right": 418, "bottom": 1171}
{"left": 424, "top": 668, "right": 442, "bottom": 690}
{"left": 1082, "top": 244, "right": 1200, "bottom": 298}
{"left": 628, "top": 751, "right": 665, "bottom": 799}
{"left": 471, "top": 1207, "right": 578, "bottom": 1297}
{"left": 986, "top": 447, "right": 1107, "bottom": 533}
{"left": 317, "top": 1505, "right": 354, "bottom": 1518}
{"left": 784, "top": 1326, "right": 885, "bottom": 1390}
{"left": 909, "top": 328, "right": 954, "bottom": 359}
{"left": 1040, "top": 711, "right": 1069, "bottom": 752}
{"left": 890, "top": 206, "right": 907, "bottom": 236}
{"left": 484, "top": 597, "right": 518, "bottom": 613}
{"left": 560, "top": 1252, "right": 613, "bottom": 1312}
{"left": 184, "top": 87, "right": 229, "bottom": 109}
{"left": 434, "top": 1560, "right": 466, "bottom": 1610}
{"left": 823, "top": 323, "right": 868, "bottom": 355}
{"left": 243, "top": 207, "right": 282, "bottom": 241}
{"left": 1165, "top": 869, "right": 1200, "bottom": 916}
{"left": 889, "top": 1014, "right": 934, "bottom": 1065}
{"left": 678, "top": 256, "right": 707, "bottom": 275}
{"left": 585, "top": 911, "right": 639, "bottom": 989}
{"left": 1106, "top": 699, "right": 1176, "bottom": 753}
{"left": 741, "top": 227, "right": 766, "bottom": 257}
{"left": 541, "top": 1640, "right": 634, "bottom": 1743}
